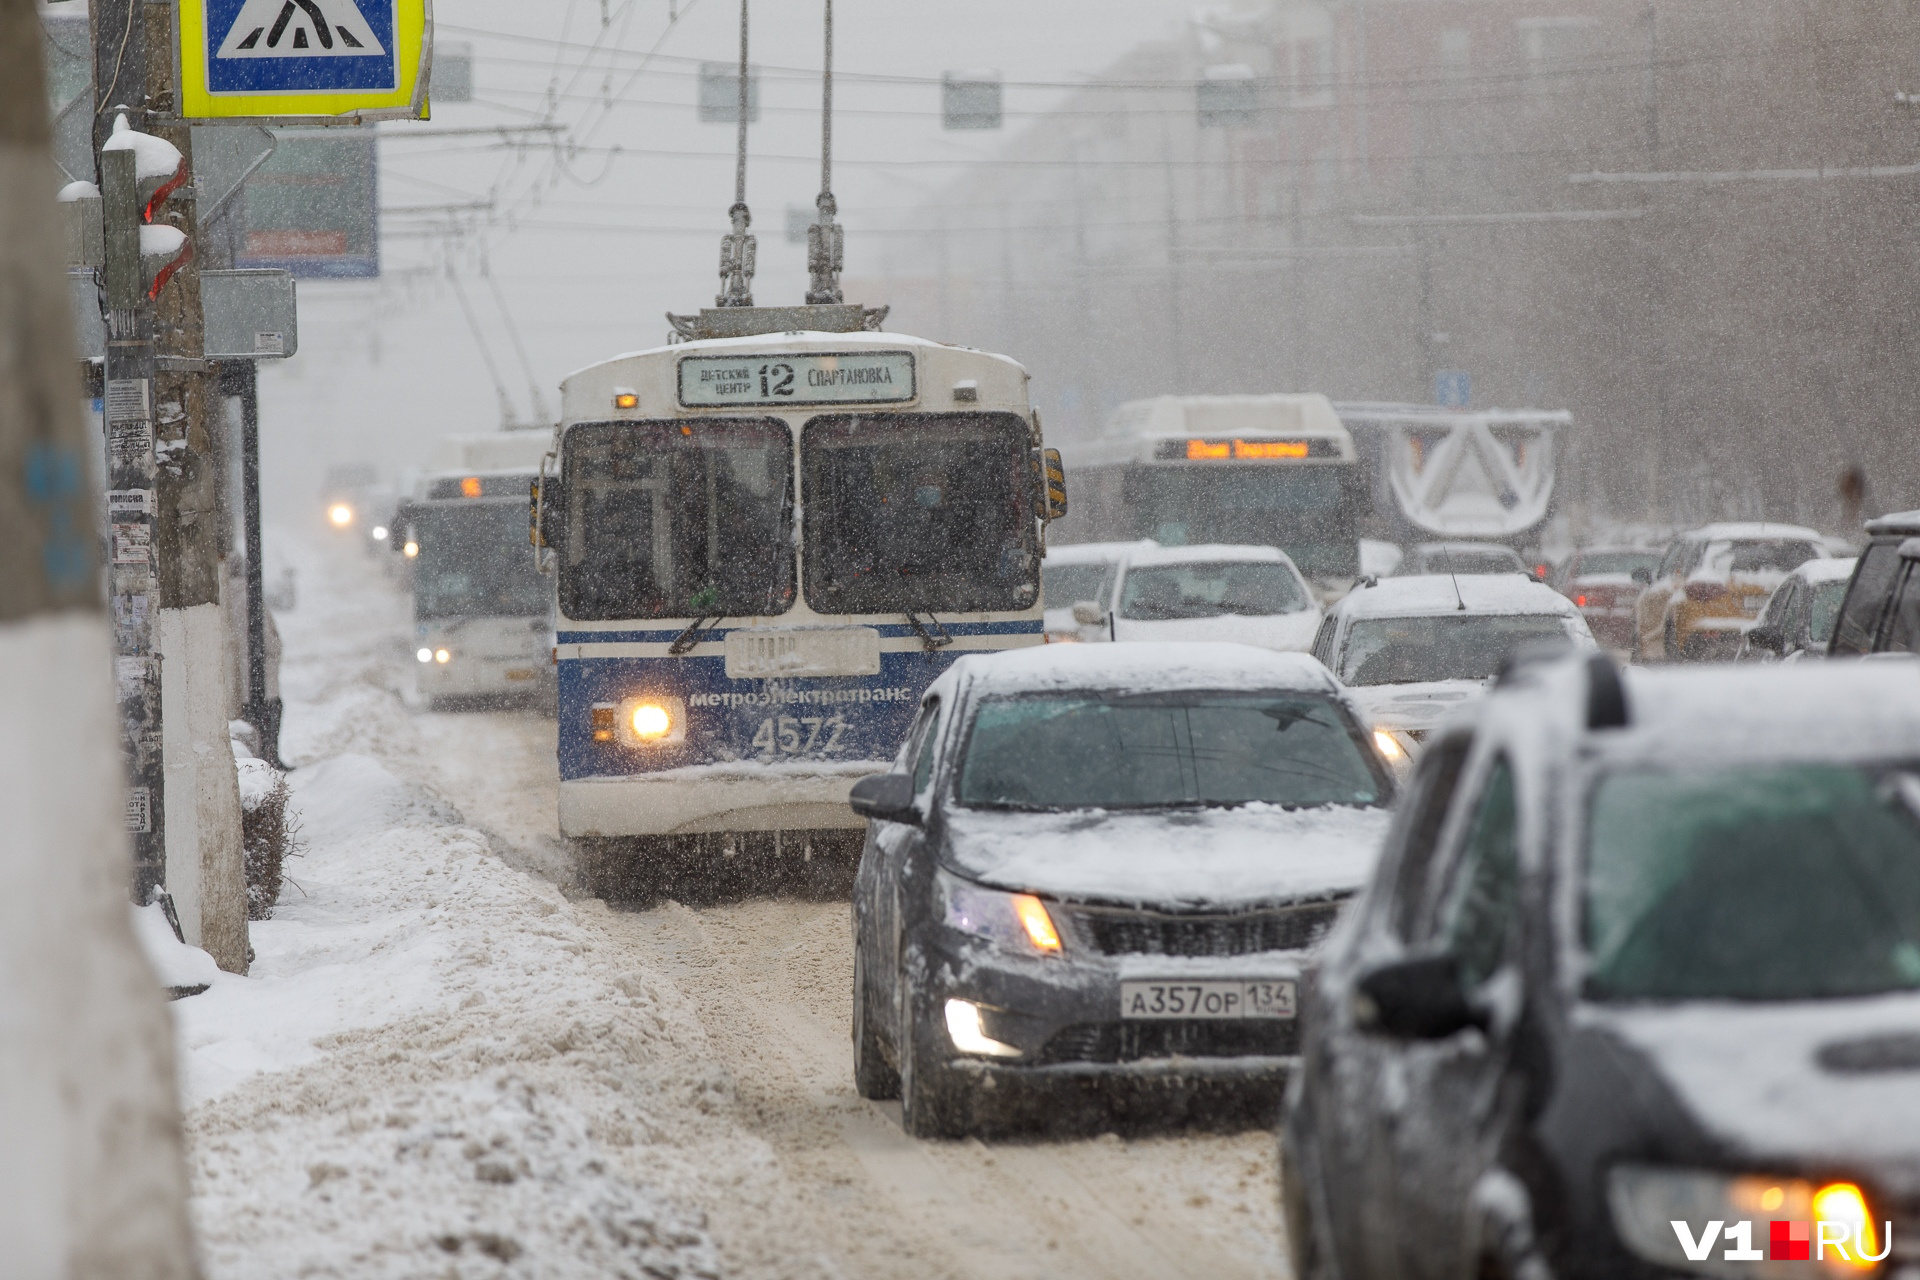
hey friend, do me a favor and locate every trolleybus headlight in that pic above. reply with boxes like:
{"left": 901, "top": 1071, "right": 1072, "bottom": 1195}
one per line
{"left": 632, "top": 703, "right": 672, "bottom": 739}
{"left": 434, "top": 648, "right": 451, "bottom": 664}
{"left": 416, "top": 647, "right": 433, "bottom": 664}
{"left": 328, "top": 503, "right": 354, "bottom": 528}
{"left": 609, "top": 695, "right": 686, "bottom": 746}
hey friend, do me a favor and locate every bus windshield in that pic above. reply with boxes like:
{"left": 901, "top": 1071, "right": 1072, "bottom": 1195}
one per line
{"left": 413, "top": 502, "right": 550, "bottom": 621}
{"left": 803, "top": 412, "right": 1038, "bottom": 615}
{"left": 560, "top": 418, "right": 793, "bottom": 622}
{"left": 1124, "top": 466, "right": 1358, "bottom": 579}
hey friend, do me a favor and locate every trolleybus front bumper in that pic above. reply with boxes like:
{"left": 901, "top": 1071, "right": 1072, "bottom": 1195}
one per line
{"left": 559, "top": 763, "right": 884, "bottom": 837}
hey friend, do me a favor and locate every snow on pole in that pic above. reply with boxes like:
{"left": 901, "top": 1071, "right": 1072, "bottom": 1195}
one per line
{"left": 0, "top": 1, "right": 200, "bottom": 1272}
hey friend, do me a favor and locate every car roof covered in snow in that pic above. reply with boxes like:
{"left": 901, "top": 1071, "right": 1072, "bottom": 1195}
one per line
{"left": 1334, "top": 574, "right": 1578, "bottom": 621}
{"left": 937, "top": 641, "right": 1340, "bottom": 701}
{"left": 1121, "top": 542, "right": 1298, "bottom": 569}
{"left": 1866, "top": 509, "right": 1920, "bottom": 536}
{"left": 1795, "top": 556, "right": 1858, "bottom": 585}
{"left": 1042, "top": 540, "right": 1155, "bottom": 565}
{"left": 1414, "top": 540, "right": 1522, "bottom": 554}
{"left": 1677, "top": 521, "right": 1825, "bottom": 544}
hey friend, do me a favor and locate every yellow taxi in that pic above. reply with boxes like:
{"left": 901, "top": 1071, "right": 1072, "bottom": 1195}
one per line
{"left": 1631, "top": 523, "right": 1830, "bottom": 661}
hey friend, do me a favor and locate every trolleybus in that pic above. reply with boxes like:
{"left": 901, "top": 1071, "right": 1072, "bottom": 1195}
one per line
{"left": 537, "top": 313, "right": 1063, "bottom": 898}
{"left": 401, "top": 430, "right": 556, "bottom": 709}
{"left": 1051, "top": 394, "right": 1366, "bottom": 590}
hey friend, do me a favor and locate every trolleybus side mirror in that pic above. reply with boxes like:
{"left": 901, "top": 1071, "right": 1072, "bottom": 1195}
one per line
{"left": 1070, "top": 600, "right": 1108, "bottom": 627}
{"left": 1031, "top": 448, "right": 1068, "bottom": 521}
{"left": 849, "top": 773, "right": 921, "bottom": 825}
{"left": 531, "top": 476, "right": 565, "bottom": 552}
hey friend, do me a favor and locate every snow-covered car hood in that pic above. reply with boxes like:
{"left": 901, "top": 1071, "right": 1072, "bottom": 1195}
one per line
{"left": 1595, "top": 992, "right": 1920, "bottom": 1188}
{"left": 1347, "top": 680, "right": 1484, "bottom": 730}
{"left": 940, "top": 803, "right": 1391, "bottom": 909}
{"left": 1113, "top": 610, "right": 1319, "bottom": 653}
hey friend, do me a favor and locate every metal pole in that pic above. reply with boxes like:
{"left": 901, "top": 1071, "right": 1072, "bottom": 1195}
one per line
{"left": 233, "top": 360, "right": 281, "bottom": 766}
{"left": 806, "top": 0, "right": 843, "bottom": 304}
{"left": 99, "top": 141, "right": 167, "bottom": 903}
{"left": 715, "top": 0, "right": 756, "bottom": 306}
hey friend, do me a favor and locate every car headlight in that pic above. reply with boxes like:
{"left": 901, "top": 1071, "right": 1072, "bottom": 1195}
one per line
{"left": 328, "top": 503, "right": 354, "bottom": 527}
{"left": 1608, "top": 1164, "right": 1889, "bottom": 1276}
{"left": 940, "top": 871, "right": 1062, "bottom": 956}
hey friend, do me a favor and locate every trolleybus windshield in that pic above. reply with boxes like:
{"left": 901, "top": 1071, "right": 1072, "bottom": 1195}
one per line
{"left": 803, "top": 412, "right": 1037, "bottom": 615}
{"left": 1127, "top": 465, "right": 1356, "bottom": 579}
{"left": 415, "top": 502, "right": 551, "bottom": 621}
{"left": 560, "top": 418, "right": 794, "bottom": 621}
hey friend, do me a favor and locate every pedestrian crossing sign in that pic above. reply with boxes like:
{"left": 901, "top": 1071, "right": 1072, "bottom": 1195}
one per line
{"left": 177, "top": 0, "right": 431, "bottom": 121}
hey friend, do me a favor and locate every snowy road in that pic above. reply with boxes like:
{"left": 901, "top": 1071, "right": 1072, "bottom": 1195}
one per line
{"left": 184, "top": 536, "right": 1289, "bottom": 1279}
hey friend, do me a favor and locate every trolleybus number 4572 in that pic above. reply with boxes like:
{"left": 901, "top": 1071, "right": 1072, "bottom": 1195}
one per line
{"left": 750, "top": 713, "right": 848, "bottom": 757}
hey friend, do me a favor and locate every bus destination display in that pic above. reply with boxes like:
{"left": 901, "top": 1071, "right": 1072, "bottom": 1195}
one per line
{"left": 678, "top": 351, "right": 917, "bottom": 407}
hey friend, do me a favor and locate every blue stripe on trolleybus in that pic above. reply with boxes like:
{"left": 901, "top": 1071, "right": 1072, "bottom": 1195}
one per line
{"left": 556, "top": 631, "right": 1038, "bottom": 781}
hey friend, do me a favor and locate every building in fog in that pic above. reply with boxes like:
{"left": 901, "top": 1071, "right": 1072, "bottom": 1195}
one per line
{"left": 866, "top": 0, "right": 1920, "bottom": 532}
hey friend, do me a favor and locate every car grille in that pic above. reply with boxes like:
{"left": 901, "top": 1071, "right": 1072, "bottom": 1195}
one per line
{"left": 1067, "top": 900, "right": 1347, "bottom": 958}
{"left": 1037, "top": 1019, "right": 1299, "bottom": 1064}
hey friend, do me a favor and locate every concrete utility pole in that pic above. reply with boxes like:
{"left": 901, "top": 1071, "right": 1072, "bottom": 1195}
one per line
{"left": 0, "top": 0, "right": 201, "bottom": 1270}
{"left": 93, "top": 0, "right": 250, "bottom": 970}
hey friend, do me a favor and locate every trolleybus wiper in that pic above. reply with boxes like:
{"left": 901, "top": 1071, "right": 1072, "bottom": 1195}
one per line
{"left": 905, "top": 611, "right": 952, "bottom": 652}
{"left": 669, "top": 616, "right": 724, "bottom": 656}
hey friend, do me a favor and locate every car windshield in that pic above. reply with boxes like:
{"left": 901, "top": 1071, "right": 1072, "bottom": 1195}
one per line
{"left": 1586, "top": 763, "right": 1920, "bottom": 1001}
{"left": 560, "top": 418, "right": 793, "bottom": 622}
{"left": 957, "top": 692, "right": 1385, "bottom": 811}
{"left": 1703, "top": 539, "right": 1819, "bottom": 576}
{"left": 803, "top": 412, "right": 1038, "bottom": 615}
{"left": 1810, "top": 580, "right": 1849, "bottom": 644}
{"left": 413, "top": 502, "right": 550, "bottom": 621}
{"left": 1416, "top": 548, "right": 1523, "bottom": 575}
{"left": 1043, "top": 561, "right": 1116, "bottom": 609}
{"left": 1576, "top": 551, "right": 1662, "bottom": 578}
{"left": 1118, "top": 561, "right": 1310, "bottom": 620}
{"left": 1339, "top": 614, "right": 1573, "bottom": 685}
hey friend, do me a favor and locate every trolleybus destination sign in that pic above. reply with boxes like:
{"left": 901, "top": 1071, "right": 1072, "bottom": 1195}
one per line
{"left": 677, "top": 351, "right": 916, "bottom": 408}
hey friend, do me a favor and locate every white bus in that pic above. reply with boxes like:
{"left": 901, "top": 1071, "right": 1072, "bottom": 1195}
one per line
{"left": 400, "top": 430, "right": 556, "bottom": 709}
{"left": 538, "top": 318, "right": 1063, "bottom": 897}
{"left": 1051, "top": 394, "right": 1367, "bottom": 587}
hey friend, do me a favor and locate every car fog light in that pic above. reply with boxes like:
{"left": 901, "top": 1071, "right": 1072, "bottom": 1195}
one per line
{"left": 1373, "top": 729, "right": 1405, "bottom": 762}
{"left": 1812, "top": 1183, "right": 1881, "bottom": 1270}
{"left": 632, "top": 703, "right": 672, "bottom": 739}
{"left": 328, "top": 503, "right": 353, "bottom": 527}
{"left": 416, "top": 647, "right": 433, "bottom": 664}
{"left": 1608, "top": 1164, "right": 1891, "bottom": 1276}
{"left": 434, "top": 648, "right": 451, "bottom": 664}
{"left": 944, "top": 999, "right": 1022, "bottom": 1059}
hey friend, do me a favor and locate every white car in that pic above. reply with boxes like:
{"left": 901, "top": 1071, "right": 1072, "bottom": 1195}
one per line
{"left": 1072, "top": 544, "right": 1323, "bottom": 652}
{"left": 1310, "top": 574, "right": 1596, "bottom": 758}
{"left": 1040, "top": 540, "right": 1153, "bottom": 643}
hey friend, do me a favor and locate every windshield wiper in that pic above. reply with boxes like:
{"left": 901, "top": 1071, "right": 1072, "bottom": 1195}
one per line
{"left": 669, "top": 615, "right": 724, "bottom": 656}
{"left": 906, "top": 611, "right": 952, "bottom": 653}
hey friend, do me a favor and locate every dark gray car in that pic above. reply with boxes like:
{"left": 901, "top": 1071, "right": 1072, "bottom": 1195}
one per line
{"left": 848, "top": 641, "right": 1397, "bottom": 1138}
{"left": 1283, "top": 653, "right": 1920, "bottom": 1280}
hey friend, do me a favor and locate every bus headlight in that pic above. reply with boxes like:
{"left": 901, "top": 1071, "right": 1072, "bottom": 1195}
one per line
{"left": 607, "top": 695, "right": 685, "bottom": 746}
{"left": 434, "top": 648, "right": 451, "bottom": 664}
{"left": 416, "top": 647, "right": 433, "bottom": 663}
{"left": 328, "top": 503, "right": 354, "bottom": 527}
{"left": 403, "top": 540, "right": 419, "bottom": 558}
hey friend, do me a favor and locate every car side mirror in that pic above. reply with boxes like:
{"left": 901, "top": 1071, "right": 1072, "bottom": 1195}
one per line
{"left": 1352, "top": 953, "right": 1482, "bottom": 1039}
{"left": 1630, "top": 567, "right": 1653, "bottom": 585}
{"left": 849, "top": 772, "right": 921, "bottom": 825}
{"left": 1071, "top": 600, "right": 1108, "bottom": 627}
{"left": 1747, "top": 622, "right": 1785, "bottom": 653}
